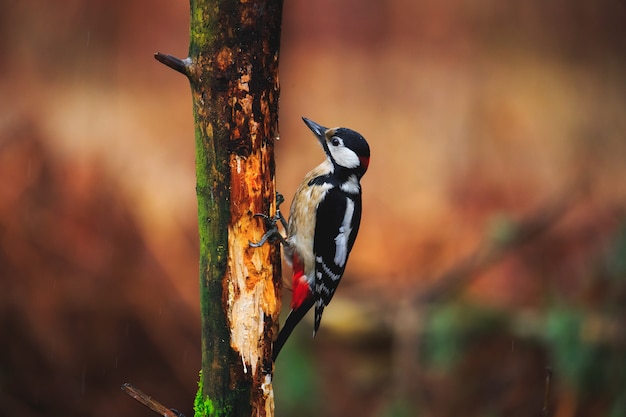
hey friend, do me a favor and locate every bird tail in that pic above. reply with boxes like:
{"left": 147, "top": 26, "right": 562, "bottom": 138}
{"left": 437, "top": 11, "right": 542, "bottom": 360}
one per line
{"left": 272, "top": 298, "right": 314, "bottom": 361}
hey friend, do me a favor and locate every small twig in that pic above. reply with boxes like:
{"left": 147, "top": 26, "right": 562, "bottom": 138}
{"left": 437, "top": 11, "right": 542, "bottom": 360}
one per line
{"left": 154, "top": 52, "right": 191, "bottom": 76}
{"left": 121, "top": 383, "right": 181, "bottom": 417}
{"left": 542, "top": 367, "right": 552, "bottom": 417}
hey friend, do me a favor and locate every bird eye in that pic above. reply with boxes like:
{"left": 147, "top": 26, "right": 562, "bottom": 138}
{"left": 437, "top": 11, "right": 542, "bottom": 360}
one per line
{"left": 331, "top": 137, "right": 341, "bottom": 146}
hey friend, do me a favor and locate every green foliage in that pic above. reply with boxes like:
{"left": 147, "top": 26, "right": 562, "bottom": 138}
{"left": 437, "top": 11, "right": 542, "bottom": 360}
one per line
{"left": 540, "top": 307, "right": 624, "bottom": 417}
{"left": 422, "top": 305, "right": 465, "bottom": 370}
{"left": 540, "top": 222, "right": 626, "bottom": 410}
{"left": 274, "top": 329, "right": 320, "bottom": 417}
{"left": 393, "top": 218, "right": 626, "bottom": 415}
{"left": 543, "top": 308, "right": 604, "bottom": 391}
{"left": 421, "top": 304, "right": 506, "bottom": 370}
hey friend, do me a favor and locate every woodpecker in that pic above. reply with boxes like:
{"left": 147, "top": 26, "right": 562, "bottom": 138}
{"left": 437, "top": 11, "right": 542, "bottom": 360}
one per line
{"left": 253, "top": 117, "right": 370, "bottom": 361}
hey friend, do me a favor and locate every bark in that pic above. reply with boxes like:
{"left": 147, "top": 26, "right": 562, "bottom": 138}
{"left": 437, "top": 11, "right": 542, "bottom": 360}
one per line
{"left": 156, "top": 0, "right": 283, "bottom": 416}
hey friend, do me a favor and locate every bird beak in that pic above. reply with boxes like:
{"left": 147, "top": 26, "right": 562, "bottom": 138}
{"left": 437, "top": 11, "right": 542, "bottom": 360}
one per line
{"left": 302, "top": 117, "right": 327, "bottom": 145}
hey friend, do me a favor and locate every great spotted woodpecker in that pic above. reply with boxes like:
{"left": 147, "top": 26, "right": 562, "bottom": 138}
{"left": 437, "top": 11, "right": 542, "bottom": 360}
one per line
{"left": 252, "top": 117, "right": 370, "bottom": 361}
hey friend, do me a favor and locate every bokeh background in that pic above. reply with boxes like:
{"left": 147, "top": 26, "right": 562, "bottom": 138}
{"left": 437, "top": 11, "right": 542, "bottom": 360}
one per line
{"left": 1, "top": 1, "right": 626, "bottom": 416}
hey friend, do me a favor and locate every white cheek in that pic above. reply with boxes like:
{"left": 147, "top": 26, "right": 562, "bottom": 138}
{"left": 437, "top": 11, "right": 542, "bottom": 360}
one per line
{"left": 329, "top": 146, "right": 360, "bottom": 169}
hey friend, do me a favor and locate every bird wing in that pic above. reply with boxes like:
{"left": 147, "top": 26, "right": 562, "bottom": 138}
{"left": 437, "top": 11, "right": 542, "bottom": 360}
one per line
{"left": 312, "top": 189, "right": 362, "bottom": 334}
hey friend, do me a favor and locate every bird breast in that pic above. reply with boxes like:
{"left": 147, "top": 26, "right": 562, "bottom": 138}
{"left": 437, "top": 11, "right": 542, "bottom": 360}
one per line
{"left": 286, "top": 162, "right": 333, "bottom": 284}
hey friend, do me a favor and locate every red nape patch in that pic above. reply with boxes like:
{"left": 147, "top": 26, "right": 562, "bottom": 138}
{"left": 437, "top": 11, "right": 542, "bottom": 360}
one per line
{"left": 290, "top": 253, "right": 311, "bottom": 309}
{"left": 359, "top": 156, "right": 370, "bottom": 171}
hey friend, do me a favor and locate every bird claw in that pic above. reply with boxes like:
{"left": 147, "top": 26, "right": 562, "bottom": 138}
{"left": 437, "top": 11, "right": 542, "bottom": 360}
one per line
{"left": 249, "top": 192, "right": 288, "bottom": 247}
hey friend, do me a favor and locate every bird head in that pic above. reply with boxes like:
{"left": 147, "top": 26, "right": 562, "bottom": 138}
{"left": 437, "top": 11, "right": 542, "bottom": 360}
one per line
{"left": 302, "top": 117, "right": 370, "bottom": 177}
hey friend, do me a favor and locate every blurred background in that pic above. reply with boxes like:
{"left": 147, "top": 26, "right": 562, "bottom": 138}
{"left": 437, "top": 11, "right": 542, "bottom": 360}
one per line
{"left": 1, "top": 1, "right": 625, "bottom": 416}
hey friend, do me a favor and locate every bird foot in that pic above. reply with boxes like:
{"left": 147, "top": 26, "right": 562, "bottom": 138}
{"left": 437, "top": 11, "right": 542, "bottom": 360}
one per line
{"left": 250, "top": 192, "right": 289, "bottom": 247}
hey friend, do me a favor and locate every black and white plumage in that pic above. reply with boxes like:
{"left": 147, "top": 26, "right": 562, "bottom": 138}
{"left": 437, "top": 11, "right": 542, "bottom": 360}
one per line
{"left": 271, "top": 117, "right": 370, "bottom": 361}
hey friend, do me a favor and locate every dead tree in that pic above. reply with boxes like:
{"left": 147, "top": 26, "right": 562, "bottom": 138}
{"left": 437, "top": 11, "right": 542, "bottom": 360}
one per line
{"left": 155, "top": 0, "right": 283, "bottom": 415}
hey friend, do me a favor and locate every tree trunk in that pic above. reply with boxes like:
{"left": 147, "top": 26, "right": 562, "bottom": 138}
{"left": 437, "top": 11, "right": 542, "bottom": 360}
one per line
{"left": 156, "top": 0, "right": 283, "bottom": 416}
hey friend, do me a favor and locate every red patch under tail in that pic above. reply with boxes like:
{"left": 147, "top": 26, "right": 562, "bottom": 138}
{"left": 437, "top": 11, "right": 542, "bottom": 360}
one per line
{"left": 290, "top": 252, "right": 311, "bottom": 309}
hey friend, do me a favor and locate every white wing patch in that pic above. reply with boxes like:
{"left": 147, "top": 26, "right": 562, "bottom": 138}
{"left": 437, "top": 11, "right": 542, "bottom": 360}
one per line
{"left": 340, "top": 175, "right": 360, "bottom": 194}
{"left": 334, "top": 198, "right": 354, "bottom": 267}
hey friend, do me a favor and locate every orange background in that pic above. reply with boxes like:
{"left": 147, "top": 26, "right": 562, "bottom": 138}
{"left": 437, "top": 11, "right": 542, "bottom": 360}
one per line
{"left": 1, "top": 1, "right": 625, "bottom": 416}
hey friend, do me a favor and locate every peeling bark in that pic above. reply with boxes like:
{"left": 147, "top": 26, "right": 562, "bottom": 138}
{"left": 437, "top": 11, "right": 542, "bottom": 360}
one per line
{"left": 156, "top": 0, "right": 283, "bottom": 416}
